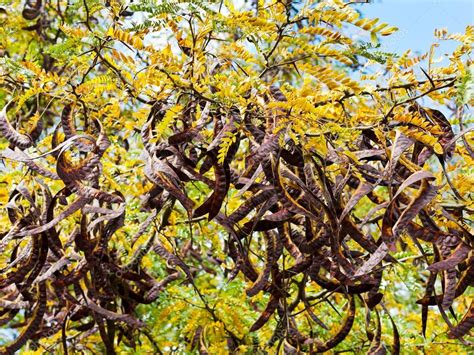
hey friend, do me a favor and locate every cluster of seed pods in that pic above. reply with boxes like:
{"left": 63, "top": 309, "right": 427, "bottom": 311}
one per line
{"left": 0, "top": 77, "right": 472, "bottom": 353}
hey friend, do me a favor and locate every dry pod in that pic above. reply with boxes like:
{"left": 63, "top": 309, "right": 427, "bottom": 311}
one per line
{"left": 22, "top": 0, "right": 42, "bottom": 20}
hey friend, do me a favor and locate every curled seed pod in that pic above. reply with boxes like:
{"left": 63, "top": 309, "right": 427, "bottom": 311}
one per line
{"left": 22, "top": 0, "right": 42, "bottom": 20}
{"left": 1, "top": 282, "right": 47, "bottom": 354}
{"left": 0, "top": 103, "right": 33, "bottom": 149}
{"left": 308, "top": 295, "right": 356, "bottom": 352}
{"left": 249, "top": 295, "right": 279, "bottom": 332}
{"left": 448, "top": 300, "right": 474, "bottom": 339}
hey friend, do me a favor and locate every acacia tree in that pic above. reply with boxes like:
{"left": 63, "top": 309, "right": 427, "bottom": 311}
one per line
{"left": 0, "top": 0, "right": 472, "bottom": 353}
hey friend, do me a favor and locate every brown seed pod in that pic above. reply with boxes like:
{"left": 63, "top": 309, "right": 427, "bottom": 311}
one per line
{"left": 22, "top": 0, "right": 42, "bottom": 20}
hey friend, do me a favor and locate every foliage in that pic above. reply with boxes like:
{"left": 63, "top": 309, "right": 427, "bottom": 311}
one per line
{"left": 0, "top": 0, "right": 473, "bottom": 353}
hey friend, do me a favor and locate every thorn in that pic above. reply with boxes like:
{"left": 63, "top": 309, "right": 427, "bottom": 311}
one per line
{"left": 420, "top": 67, "right": 435, "bottom": 88}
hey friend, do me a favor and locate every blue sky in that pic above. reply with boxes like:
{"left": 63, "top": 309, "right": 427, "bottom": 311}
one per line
{"left": 352, "top": 0, "right": 472, "bottom": 122}
{"left": 355, "top": 0, "right": 473, "bottom": 55}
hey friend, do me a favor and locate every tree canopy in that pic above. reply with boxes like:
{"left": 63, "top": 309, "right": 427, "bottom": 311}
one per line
{"left": 0, "top": 0, "right": 472, "bottom": 353}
